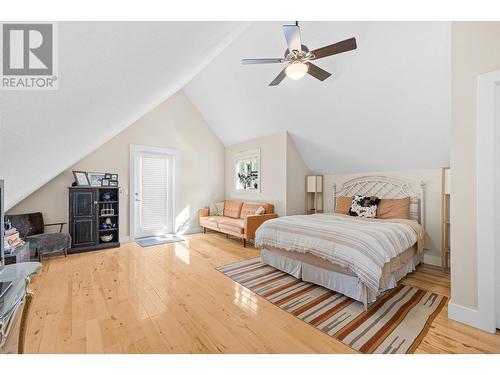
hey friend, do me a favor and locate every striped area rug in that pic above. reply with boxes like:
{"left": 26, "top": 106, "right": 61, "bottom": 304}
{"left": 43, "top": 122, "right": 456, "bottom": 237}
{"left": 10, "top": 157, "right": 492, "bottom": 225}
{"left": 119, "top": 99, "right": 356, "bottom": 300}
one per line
{"left": 217, "top": 257, "right": 447, "bottom": 354}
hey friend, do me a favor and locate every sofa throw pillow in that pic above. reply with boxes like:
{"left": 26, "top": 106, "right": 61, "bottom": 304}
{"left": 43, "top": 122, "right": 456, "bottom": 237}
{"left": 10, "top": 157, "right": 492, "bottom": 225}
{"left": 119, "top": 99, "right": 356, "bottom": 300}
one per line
{"left": 209, "top": 201, "right": 224, "bottom": 216}
{"left": 348, "top": 195, "right": 381, "bottom": 218}
{"left": 255, "top": 206, "right": 266, "bottom": 215}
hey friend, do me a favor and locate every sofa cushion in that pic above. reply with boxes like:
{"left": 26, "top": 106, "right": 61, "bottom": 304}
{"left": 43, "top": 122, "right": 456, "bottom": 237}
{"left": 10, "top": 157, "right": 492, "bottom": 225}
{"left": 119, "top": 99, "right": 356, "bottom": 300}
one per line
{"left": 240, "top": 203, "right": 274, "bottom": 218}
{"left": 199, "top": 216, "right": 225, "bottom": 230}
{"left": 219, "top": 218, "right": 245, "bottom": 234}
{"left": 223, "top": 200, "right": 243, "bottom": 219}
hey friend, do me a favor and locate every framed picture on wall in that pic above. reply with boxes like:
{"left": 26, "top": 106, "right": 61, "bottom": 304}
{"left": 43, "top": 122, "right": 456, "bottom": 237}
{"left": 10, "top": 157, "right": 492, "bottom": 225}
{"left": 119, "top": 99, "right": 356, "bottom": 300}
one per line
{"left": 234, "top": 148, "right": 261, "bottom": 192}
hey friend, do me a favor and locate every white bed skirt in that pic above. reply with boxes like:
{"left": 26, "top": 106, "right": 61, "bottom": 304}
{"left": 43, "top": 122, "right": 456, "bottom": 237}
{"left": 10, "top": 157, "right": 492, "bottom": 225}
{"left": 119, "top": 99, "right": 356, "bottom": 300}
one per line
{"left": 261, "top": 248, "right": 423, "bottom": 307}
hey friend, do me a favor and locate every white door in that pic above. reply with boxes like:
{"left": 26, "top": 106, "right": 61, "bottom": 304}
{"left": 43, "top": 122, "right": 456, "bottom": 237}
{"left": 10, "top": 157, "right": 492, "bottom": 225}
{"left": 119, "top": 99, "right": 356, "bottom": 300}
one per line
{"left": 131, "top": 146, "right": 176, "bottom": 239}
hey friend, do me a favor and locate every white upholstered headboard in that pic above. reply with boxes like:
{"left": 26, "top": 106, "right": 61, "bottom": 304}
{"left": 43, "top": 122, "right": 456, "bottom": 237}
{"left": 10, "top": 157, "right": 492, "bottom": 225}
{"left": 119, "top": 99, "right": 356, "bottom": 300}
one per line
{"left": 332, "top": 176, "right": 425, "bottom": 229}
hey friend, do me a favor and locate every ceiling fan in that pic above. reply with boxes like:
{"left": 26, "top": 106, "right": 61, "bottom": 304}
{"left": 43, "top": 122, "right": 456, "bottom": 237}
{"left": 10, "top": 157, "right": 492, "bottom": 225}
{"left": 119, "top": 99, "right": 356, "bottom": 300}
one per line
{"left": 242, "top": 22, "right": 357, "bottom": 86}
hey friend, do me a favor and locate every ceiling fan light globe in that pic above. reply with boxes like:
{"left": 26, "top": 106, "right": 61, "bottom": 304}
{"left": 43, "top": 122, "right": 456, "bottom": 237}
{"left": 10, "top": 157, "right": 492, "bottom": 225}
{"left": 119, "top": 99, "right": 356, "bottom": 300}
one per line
{"left": 285, "top": 62, "right": 308, "bottom": 80}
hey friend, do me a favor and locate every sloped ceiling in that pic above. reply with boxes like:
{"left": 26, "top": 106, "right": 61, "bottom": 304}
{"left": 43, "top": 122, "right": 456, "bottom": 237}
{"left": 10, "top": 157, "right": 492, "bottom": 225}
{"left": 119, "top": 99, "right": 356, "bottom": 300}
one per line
{"left": 0, "top": 21, "right": 248, "bottom": 209}
{"left": 184, "top": 21, "right": 451, "bottom": 174}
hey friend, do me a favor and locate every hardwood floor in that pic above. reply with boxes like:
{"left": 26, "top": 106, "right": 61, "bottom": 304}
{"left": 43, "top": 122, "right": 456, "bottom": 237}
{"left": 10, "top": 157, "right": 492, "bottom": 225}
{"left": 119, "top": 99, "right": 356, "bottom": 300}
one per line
{"left": 25, "top": 232, "right": 500, "bottom": 354}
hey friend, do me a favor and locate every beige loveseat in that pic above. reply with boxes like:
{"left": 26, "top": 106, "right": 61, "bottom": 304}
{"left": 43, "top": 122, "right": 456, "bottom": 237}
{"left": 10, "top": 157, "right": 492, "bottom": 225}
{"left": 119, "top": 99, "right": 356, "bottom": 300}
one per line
{"left": 199, "top": 200, "right": 278, "bottom": 247}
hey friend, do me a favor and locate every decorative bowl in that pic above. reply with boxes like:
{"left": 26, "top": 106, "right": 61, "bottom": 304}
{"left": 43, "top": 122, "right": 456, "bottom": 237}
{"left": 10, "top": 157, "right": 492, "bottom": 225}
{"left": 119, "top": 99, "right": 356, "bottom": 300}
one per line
{"left": 100, "top": 234, "right": 113, "bottom": 242}
{"left": 101, "top": 192, "right": 112, "bottom": 201}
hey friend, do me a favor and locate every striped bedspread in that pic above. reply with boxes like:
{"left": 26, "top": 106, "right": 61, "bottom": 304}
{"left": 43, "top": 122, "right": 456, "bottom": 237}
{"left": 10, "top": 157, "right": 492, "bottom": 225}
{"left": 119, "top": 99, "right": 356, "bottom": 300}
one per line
{"left": 255, "top": 213, "right": 421, "bottom": 293}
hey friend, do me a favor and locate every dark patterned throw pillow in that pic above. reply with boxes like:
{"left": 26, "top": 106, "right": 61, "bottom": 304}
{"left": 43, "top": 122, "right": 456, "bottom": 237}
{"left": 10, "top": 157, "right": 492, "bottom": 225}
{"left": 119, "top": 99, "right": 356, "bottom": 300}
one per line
{"left": 348, "top": 195, "right": 381, "bottom": 218}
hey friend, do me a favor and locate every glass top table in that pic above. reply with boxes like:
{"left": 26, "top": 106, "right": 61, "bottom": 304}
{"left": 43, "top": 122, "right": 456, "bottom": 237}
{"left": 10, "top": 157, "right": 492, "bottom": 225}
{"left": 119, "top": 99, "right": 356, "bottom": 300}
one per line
{"left": 0, "top": 262, "right": 42, "bottom": 321}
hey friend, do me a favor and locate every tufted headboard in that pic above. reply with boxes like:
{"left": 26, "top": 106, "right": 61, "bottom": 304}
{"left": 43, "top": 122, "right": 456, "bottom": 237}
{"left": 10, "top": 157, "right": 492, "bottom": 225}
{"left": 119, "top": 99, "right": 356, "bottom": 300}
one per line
{"left": 332, "top": 175, "right": 425, "bottom": 229}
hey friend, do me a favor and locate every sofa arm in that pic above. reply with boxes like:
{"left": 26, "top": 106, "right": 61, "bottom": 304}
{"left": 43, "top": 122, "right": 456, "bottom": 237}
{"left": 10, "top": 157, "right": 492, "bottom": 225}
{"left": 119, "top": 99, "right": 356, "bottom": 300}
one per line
{"left": 199, "top": 208, "right": 209, "bottom": 219}
{"left": 244, "top": 213, "right": 278, "bottom": 239}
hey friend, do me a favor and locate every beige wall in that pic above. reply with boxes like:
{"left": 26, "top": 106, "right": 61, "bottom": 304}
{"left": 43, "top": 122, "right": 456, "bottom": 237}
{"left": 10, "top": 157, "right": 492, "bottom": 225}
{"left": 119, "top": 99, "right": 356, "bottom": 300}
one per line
{"left": 8, "top": 91, "right": 225, "bottom": 238}
{"left": 225, "top": 132, "right": 288, "bottom": 216}
{"left": 323, "top": 169, "right": 444, "bottom": 266}
{"left": 286, "top": 133, "right": 310, "bottom": 216}
{"left": 450, "top": 22, "right": 500, "bottom": 309}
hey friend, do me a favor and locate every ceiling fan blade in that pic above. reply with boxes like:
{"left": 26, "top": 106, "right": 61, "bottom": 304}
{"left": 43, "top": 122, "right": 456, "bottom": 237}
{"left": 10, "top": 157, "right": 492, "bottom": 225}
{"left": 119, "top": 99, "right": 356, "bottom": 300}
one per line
{"left": 283, "top": 25, "right": 302, "bottom": 52}
{"left": 269, "top": 68, "right": 287, "bottom": 86}
{"left": 242, "top": 58, "right": 283, "bottom": 65}
{"left": 311, "top": 37, "right": 357, "bottom": 60}
{"left": 306, "top": 63, "right": 331, "bottom": 81}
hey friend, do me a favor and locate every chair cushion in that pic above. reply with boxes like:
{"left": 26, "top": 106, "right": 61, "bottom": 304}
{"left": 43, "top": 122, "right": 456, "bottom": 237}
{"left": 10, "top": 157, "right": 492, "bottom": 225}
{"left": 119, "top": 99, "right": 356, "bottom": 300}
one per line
{"left": 27, "top": 232, "right": 71, "bottom": 255}
{"left": 240, "top": 203, "right": 273, "bottom": 218}
{"left": 219, "top": 218, "right": 245, "bottom": 234}
{"left": 223, "top": 200, "right": 243, "bottom": 219}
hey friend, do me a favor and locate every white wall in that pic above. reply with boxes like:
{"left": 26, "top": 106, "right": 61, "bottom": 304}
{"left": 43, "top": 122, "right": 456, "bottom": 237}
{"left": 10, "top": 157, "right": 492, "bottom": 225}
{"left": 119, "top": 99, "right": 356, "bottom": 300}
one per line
{"left": 323, "top": 169, "right": 443, "bottom": 266}
{"left": 497, "top": 84, "right": 500, "bottom": 329}
{"left": 7, "top": 91, "right": 225, "bottom": 238}
{"left": 286, "top": 133, "right": 310, "bottom": 215}
{"left": 225, "top": 132, "right": 288, "bottom": 216}
{"left": 450, "top": 21, "right": 500, "bottom": 310}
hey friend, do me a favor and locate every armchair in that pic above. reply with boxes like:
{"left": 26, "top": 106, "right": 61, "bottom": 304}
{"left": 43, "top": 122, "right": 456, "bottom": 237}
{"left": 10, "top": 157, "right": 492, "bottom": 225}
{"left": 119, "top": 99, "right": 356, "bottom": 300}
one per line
{"left": 6, "top": 212, "right": 71, "bottom": 262}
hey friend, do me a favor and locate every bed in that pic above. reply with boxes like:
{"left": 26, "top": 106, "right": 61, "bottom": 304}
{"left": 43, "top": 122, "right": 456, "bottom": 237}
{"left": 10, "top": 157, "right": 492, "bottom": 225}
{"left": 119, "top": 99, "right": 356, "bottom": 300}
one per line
{"left": 255, "top": 176, "right": 426, "bottom": 308}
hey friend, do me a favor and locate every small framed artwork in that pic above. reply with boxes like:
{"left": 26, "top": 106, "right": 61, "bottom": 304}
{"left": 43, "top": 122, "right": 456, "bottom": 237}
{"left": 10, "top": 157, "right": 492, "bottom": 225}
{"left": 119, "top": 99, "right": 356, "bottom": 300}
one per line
{"left": 88, "top": 172, "right": 106, "bottom": 187}
{"left": 110, "top": 174, "right": 118, "bottom": 182}
{"left": 109, "top": 180, "right": 118, "bottom": 187}
{"left": 101, "top": 178, "right": 110, "bottom": 187}
{"left": 104, "top": 173, "right": 112, "bottom": 180}
{"left": 72, "top": 171, "right": 90, "bottom": 186}
{"left": 234, "top": 148, "right": 261, "bottom": 193}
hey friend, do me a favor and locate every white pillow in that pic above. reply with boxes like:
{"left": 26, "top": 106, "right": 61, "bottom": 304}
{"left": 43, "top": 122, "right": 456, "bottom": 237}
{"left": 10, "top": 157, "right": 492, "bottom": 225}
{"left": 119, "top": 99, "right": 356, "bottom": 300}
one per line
{"left": 209, "top": 202, "right": 224, "bottom": 216}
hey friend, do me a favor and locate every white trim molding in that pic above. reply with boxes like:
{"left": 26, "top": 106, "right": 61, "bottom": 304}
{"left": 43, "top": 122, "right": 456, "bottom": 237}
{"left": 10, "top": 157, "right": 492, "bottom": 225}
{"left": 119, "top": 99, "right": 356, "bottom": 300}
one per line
{"left": 119, "top": 236, "right": 131, "bottom": 244}
{"left": 448, "top": 69, "right": 500, "bottom": 333}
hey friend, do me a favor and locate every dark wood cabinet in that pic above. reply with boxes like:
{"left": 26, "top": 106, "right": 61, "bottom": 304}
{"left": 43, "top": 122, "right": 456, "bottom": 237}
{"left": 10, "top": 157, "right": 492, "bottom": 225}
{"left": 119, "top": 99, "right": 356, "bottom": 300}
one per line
{"left": 72, "top": 189, "right": 96, "bottom": 216}
{"left": 69, "top": 187, "right": 120, "bottom": 253}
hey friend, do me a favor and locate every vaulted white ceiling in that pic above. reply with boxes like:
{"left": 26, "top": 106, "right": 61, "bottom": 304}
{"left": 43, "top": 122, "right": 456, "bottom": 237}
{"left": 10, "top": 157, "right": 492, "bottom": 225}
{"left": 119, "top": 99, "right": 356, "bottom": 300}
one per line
{"left": 184, "top": 21, "right": 451, "bottom": 174}
{"left": 0, "top": 21, "right": 248, "bottom": 209}
{"left": 1, "top": 21, "right": 451, "bottom": 209}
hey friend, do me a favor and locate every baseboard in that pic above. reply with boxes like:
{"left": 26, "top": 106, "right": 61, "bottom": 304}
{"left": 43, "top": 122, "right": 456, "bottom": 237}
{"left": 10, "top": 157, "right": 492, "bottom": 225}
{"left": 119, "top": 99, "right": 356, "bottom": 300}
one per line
{"left": 448, "top": 301, "right": 496, "bottom": 333}
{"left": 178, "top": 227, "right": 203, "bottom": 235}
{"left": 119, "top": 236, "right": 131, "bottom": 243}
{"left": 423, "top": 253, "right": 442, "bottom": 267}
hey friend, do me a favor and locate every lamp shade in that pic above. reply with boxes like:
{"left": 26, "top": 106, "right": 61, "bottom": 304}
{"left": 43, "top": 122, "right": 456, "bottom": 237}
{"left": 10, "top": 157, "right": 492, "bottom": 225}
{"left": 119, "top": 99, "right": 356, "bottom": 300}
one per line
{"left": 285, "top": 62, "right": 308, "bottom": 80}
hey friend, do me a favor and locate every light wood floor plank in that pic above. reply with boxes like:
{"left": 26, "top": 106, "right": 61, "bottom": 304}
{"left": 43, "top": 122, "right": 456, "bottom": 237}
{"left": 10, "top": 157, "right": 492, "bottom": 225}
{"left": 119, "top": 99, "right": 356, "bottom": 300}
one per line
{"left": 24, "top": 232, "right": 500, "bottom": 354}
